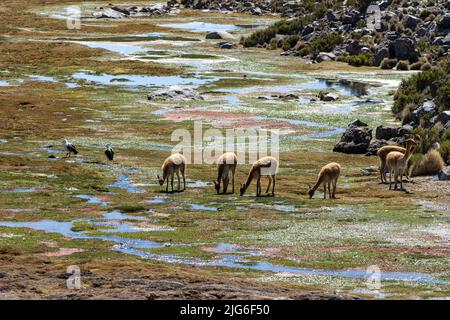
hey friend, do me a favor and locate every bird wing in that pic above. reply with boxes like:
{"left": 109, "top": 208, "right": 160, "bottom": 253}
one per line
{"left": 68, "top": 144, "right": 78, "bottom": 154}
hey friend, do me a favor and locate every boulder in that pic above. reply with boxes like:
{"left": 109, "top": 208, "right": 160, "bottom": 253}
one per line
{"left": 375, "top": 125, "right": 401, "bottom": 140}
{"left": 435, "top": 111, "right": 450, "bottom": 126}
{"left": 301, "top": 24, "right": 314, "bottom": 36}
{"left": 438, "top": 13, "right": 450, "bottom": 30}
{"left": 411, "top": 100, "right": 438, "bottom": 126}
{"left": 403, "top": 14, "right": 420, "bottom": 29}
{"left": 365, "top": 139, "right": 387, "bottom": 156}
{"left": 360, "top": 166, "right": 379, "bottom": 175}
{"left": 386, "top": 31, "right": 400, "bottom": 40}
{"left": 389, "top": 37, "right": 420, "bottom": 61}
{"left": 147, "top": 86, "right": 203, "bottom": 101}
{"left": 93, "top": 8, "right": 127, "bottom": 19}
{"left": 326, "top": 9, "right": 338, "bottom": 21}
{"left": 374, "top": 45, "right": 389, "bottom": 66}
{"left": 111, "top": 6, "right": 131, "bottom": 15}
{"left": 398, "top": 124, "right": 413, "bottom": 136}
{"left": 218, "top": 41, "right": 236, "bottom": 49}
{"left": 346, "top": 40, "right": 362, "bottom": 55}
{"left": 315, "top": 52, "right": 336, "bottom": 62}
{"left": 349, "top": 119, "right": 367, "bottom": 127}
{"left": 333, "top": 121, "right": 372, "bottom": 154}
{"left": 319, "top": 92, "right": 339, "bottom": 101}
{"left": 206, "top": 31, "right": 236, "bottom": 40}
{"left": 438, "top": 166, "right": 450, "bottom": 180}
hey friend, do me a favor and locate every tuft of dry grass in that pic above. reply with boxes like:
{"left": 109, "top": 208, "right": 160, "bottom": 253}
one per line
{"left": 411, "top": 149, "right": 445, "bottom": 177}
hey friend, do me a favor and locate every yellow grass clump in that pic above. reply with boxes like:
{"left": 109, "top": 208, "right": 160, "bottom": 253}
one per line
{"left": 411, "top": 149, "right": 445, "bottom": 177}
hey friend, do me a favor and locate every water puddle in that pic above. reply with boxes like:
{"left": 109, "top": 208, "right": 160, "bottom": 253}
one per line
{"left": 0, "top": 217, "right": 447, "bottom": 285}
{"left": 299, "top": 79, "right": 369, "bottom": 97}
{"left": 102, "top": 211, "right": 146, "bottom": 221}
{"left": 0, "top": 188, "right": 39, "bottom": 193}
{"left": 74, "top": 41, "right": 146, "bottom": 56}
{"left": 107, "top": 174, "right": 145, "bottom": 194}
{"left": 189, "top": 203, "right": 218, "bottom": 212}
{"left": 159, "top": 22, "right": 261, "bottom": 33}
{"left": 71, "top": 71, "right": 217, "bottom": 88}
{"left": 74, "top": 194, "right": 108, "bottom": 206}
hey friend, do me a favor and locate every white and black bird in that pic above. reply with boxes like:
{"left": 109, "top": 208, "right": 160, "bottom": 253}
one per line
{"left": 63, "top": 139, "right": 78, "bottom": 158}
{"left": 104, "top": 144, "right": 114, "bottom": 161}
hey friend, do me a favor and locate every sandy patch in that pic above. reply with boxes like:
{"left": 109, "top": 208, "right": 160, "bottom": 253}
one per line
{"left": 40, "top": 248, "right": 84, "bottom": 257}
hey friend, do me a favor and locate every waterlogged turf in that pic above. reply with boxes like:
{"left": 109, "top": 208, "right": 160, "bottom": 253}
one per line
{"left": 0, "top": 0, "right": 448, "bottom": 300}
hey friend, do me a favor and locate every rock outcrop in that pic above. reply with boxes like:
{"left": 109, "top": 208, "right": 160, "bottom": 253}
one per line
{"left": 333, "top": 120, "right": 372, "bottom": 154}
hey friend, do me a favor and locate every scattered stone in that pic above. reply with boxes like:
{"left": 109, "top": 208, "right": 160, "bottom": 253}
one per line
{"left": 206, "top": 31, "right": 236, "bottom": 40}
{"left": 315, "top": 52, "right": 336, "bottom": 62}
{"left": 218, "top": 42, "right": 236, "bottom": 49}
{"left": 411, "top": 100, "right": 438, "bottom": 126}
{"left": 403, "top": 14, "right": 420, "bottom": 30}
{"left": 319, "top": 92, "right": 339, "bottom": 101}
{"left": 93, "top": 8, "right": 127, "bottom": 19}
{"left": 147, "top": 86, "right": 204, "bottom": 101}
{"left": 438, "top": 166, "right": 450, "bottom": 180}
{"left": 435, "top": 111, "right": 450, "bottom": 126}
{"left": 360, "top": 166, "right": 379, "bottom": 175}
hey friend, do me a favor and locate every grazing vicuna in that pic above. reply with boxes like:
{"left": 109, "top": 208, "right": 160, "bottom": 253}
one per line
{"left": 240, "top": 156, "right": 278, "bottom": 197}
{"left": 386, "top": 139, "right": 417, "bottom": 191}
{"left": 157, "top": 153, "right": 186, "bottom": 193}
{"left": 377, "top": 138, "right": 419, "bottom": 183}
{"left": 213, "top": 152, "right": 237, "bottom": 194}
{"left": 307, "top": 162, "right": 341, "bottom": 199}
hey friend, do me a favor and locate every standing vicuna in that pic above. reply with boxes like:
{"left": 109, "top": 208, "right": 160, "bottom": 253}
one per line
{"left": 240, "top": 156, "right": 278, "bottom": 197}
{"left": 214, "top": 152, "right": 237, "bottom": 194}
{"left": 377, "top": 136, "right": 419, "bottom": 183}
{"left": 157, "top": 153, "right": 186, "bottom": 193}
{"left": 307, "top": 162, "right": 341, "bottom": 199}
{"left": 386, "top": 139, "right": 417, "bottom": 191}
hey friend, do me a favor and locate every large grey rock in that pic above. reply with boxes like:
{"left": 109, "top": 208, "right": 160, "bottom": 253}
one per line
{"left": 206, "top": 31, "right": 236, "bottom": 40}
{"left": 436, "top": 111, "right": 450, "bottom": 126}
{"left": 438, "top": 13, "right": 450, "bottom": 30}
{"left": 375, "top": 125, "right": 401, "bottom": 140}
{"left": 333, "top": 121, "right": 372, "bottom": 154}
{"left": 403, "top": 14, "right": 420, "bottom": 29}
{"left": 389, "top": 37, "right": 420, "bottom": 61}
{"left": 346, "top": 40, "right": 362, "bottom": 55}
{"left": 302, "top": 24, "right": 314, "bottom": 36}
{"left": 218, "top": 41, "right": 236, "bottom": 49}
{"left": 438, "top": 166, "right": 450, "bottom": 180}
{"left": 147, "top": 86, "right": 203, "bottom": 101}
{"left": 319, "top": 92, "right": 339, "bottom": 101}
{"left": 365, "top": 139, "right": 387, "bottom": 156}
{"left": 374, "top": 45, "right": 389, "bottom": 66}
{"left": 326, "top": 9, "right": 338, "bottom": 21}
{"left": 315, "top": 52, "right": 336, "bottom": 62}
{"left": 93, "top": 8, "right": 127, "bottom": 19}
{"left": 349, "top": 119, "right": 368, "bottom": 127}
{"left": 411, "top": 100, "right": 438, "bottom": 126}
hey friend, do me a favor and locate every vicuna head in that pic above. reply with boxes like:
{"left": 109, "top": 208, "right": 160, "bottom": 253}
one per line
{"left": 213, "top": 180, "right": 220, "bottom": 194}
{"left": 157, "top": 174, "right": 164, "bottom": 186}
{"left": 307, "top": 184, "right": 315, "bottom": 199}
{"left": 239, "top": 183, "right": 247, "bottom": 196}
{"left": 405, "top": 138, "right": 418, "bottom": 152}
